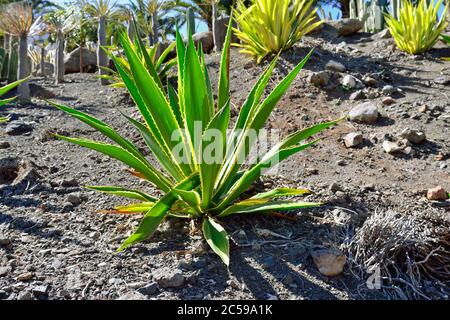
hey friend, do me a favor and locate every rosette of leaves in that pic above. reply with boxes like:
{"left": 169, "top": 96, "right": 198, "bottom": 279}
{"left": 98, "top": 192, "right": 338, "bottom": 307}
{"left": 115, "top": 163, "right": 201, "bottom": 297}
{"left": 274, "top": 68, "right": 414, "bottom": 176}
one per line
{"left": 51, "top": 20, "right": 340, "bottom": 265}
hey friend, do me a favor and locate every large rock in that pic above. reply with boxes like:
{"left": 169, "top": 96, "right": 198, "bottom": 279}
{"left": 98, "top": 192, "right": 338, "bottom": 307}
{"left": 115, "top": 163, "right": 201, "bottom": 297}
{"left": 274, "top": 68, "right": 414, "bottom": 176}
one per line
{"left": 193, "top": 31, "right": 214, "bottom": 53}
{"left": 348, "top": 102, "right": 379, "bottom": 123}
{"left": 325, "top": 18, "right": 363, "bottom": 36}
{"left": 214, "top": 16, "right": 240, "bottom": 50}
{"left": 34, "top": 62, "right": 54, "bottom": 77}
{"left": 64, "top": 47, "right": 97, "bottom": 74}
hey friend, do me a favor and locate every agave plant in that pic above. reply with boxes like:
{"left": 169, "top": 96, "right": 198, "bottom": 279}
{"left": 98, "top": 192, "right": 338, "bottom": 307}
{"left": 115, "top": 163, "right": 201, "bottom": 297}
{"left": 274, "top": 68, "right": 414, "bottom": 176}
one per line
{"left": 385, "top": 0, "right": 448, "bottom": 55}
{"left": 233, "top": 0, "right": 323, "bottom": 63}
{"left": 0, "top": 77, "right": 29, "bottom": 122}
{"left": 51, "top": 20, "right": 340, "bottom": 265}
{"left": 100, "top": 39, "right": 176, "bottom": 88}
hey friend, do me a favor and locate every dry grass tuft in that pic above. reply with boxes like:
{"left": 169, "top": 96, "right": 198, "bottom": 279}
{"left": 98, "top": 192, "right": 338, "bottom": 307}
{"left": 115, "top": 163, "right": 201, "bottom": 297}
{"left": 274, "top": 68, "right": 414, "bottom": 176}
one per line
{"left": 347, "top": 210, "right": 450, "bottom": 300}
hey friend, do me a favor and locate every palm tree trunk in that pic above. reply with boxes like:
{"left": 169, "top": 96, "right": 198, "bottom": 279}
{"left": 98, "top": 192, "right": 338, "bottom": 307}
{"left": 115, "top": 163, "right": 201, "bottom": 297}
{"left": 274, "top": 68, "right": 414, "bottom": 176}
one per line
{"left": 151, "top": 12, "right": 160, "bottom": 57}
{"left": 55, "top": 30, "right": 65, "bottom": 84}
{"left": 127, "top": 20, "right": 134, "bottom": 42}
{"left": 212, "top": 2, "right": 221, "bottom": 52}
{"left": 17, "top": 33, "right": 30, "bottom": 103}
{"left": 98, "top": 16, "right": 108, "bottom": 85}
{"left": 341, "top": 0, "right": 350, "bottom": 18}
{"left": 40, "top": 46, "right": 45, "bottom": 76}
{"left": 3, "top": 34, "right": 10, "bottom": 51}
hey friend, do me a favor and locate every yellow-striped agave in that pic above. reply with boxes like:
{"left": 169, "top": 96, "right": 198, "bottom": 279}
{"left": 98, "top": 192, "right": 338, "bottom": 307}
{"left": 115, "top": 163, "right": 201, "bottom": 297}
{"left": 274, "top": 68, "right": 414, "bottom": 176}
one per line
{"left": 385, "top": 0, "right": 449, "bottom": 55}
{"left": 233, "top": 0, "right": 322, "bottom": 63}
{"left": 50, "top": 19, "right": 340, "bottom": 265}
{"left": 100, "top": 41, "right": 177, "bottom": 88}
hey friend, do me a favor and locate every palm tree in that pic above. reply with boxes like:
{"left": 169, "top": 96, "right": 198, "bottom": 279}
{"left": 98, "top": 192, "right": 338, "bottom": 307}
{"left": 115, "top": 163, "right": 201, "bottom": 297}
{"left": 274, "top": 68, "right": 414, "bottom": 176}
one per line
{"left": 0, "top": 2, "right": 34, "bottom": 103}
{"left": 126, "top": 0, "right": 183, "bottom": 47}
{"left": 43, "top": 7, "right": 77, "bottom": 84}
{"left": 82, "top": 0, "right": 118, "bottom": 85}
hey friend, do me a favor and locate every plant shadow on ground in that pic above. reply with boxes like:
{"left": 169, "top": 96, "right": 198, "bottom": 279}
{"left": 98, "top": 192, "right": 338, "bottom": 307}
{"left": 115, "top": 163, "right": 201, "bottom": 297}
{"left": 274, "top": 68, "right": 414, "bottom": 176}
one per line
{"left": 138, "top": 202, "right": 381, "bottom": 299}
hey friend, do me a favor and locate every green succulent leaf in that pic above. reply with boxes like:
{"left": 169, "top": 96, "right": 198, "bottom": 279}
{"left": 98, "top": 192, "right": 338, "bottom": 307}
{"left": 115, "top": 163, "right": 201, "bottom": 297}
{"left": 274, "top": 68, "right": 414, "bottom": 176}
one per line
{"left": 217, "top": 199, "right": 321, "bottom": 218}
{"left": 202, "top": 216, "right": 230, "bottom": 266}
{"left": 86, "top": 186, "right": 157, "bottom": 202}
{"left": 118, "top": 173, "right": 200, "bottom": 252}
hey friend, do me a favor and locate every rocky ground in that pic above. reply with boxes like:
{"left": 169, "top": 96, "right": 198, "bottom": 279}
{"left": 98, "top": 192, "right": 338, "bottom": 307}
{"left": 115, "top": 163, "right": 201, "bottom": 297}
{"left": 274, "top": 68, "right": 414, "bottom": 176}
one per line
{"left": 0, "top": 25, "right": 449, "bottom": 300}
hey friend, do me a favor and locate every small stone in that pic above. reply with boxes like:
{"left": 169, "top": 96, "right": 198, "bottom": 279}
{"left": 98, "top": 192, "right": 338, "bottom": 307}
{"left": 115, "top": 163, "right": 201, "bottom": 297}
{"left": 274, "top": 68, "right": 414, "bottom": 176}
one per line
{"left": 117, "top": 291, "right": 147, "bottom": 300}
{"left": 382, "top": 97, "right": 395, "bottom": 105}
{"left": 349, "top": 90, "right": 365, "bottom": 100}
{"left": 136, "top": 282, "right": 158, "bottom": 295}
{"left": 17, "top": 291, "right": 33, "bottom": 300}
{"left": 344, "top": 132, "right": 363, "bottom": 148}
{"left": 60, "top": 178, "right": 79, "bottom": 187}
{"left": 325, "top": 60, "right": 346, "bottom": 72}
{"left": 426, "top": 186, "right": 448, "bottom": 201}
{"left": 153, "top": 267, "right": 184, "bottom": 288}
{"left": 0, "top": 141, "right": 11, "bottom": 149}
{"left": 32, "top": 285, "right": 49, "bottom": 296}
{"left": 363, "top": 76, "right": 378, "bottom": 87}
{"left": 0, "top": 266, "right": 11, "bottom": 277}
{"left": 382, "top": 140, "right": 402, "bottom": 154}
{"left": 236, "top": 229, "right": 247, "bottom": 240}
{"left": 400, "top": 128, "right": 426, "bottom": 144}
{"left": 67, "top": 193, "right": 82, "bottom": 205}
{"left": 308, "top": 71, "right": 329, "bottom": 87}
{"left": 227, "top": 279, "right": 241, "bottom": 290}
{"left": 329, "top": 182, "right": 343, "bottom": 193}
{"left": 418, "top": 105, "right": 427, "bottom": 113}
{"left": 435, "top": 153, "right": 445, "bottom": 161}
{"left": 311, "top": 248, "right": 346, "bottom": 277}
{"left": 348, "top": 102, "right": 379, "bottom": 123}
{"left": 434, "top": 76, "right": 450, "bottom": 85}
{"left": 52, "top": 259, "right": 63, "bottom": 269}
{"left": 382, "top": 85, "right": 396, "bottom": 95}
{"left": 17, "top": 272, "right": 34, "bottom": 281}
{"left": 341, "top": 74, "right": 357, "bottom": 89}
{"left": 5, "top": 121, "right": 33, "bottom": 135}
{"left": 0, "top": 237, "right": 11, "bottom": 246}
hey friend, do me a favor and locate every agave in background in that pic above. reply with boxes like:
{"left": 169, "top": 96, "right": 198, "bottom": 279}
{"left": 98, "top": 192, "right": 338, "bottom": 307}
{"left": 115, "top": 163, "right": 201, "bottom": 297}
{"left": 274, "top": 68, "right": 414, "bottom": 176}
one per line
{"left": 233, "top": 0, "right": 322, "bottom": 63}
{"left": 385, "top": 0, "right": 448, "bottom": 55}
{"left": 100, "top": 40, "right": 176, "bottom": 88}
{"left": 51, "top": 20, "right": 340, "bottom": 265}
